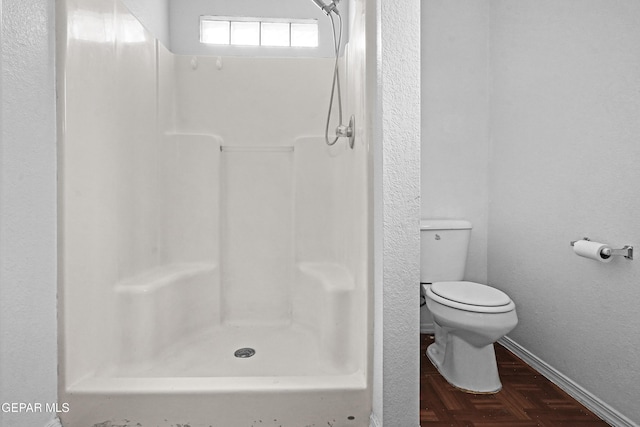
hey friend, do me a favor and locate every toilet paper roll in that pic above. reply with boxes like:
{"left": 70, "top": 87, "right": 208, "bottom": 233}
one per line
{"left": 573, "top": 240, "right": 612, "bottom": 263}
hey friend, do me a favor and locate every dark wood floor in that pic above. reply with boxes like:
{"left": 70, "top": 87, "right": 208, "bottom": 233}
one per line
{"left": 420, "top": 334, "right": 610, "bottom": 426}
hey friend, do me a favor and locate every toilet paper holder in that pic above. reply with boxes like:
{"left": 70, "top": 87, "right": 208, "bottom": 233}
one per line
{"left": 570, "top": 237, "right": 634, "bottom": 260}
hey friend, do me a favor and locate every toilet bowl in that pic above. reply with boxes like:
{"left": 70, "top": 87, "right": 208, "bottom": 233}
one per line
{"left": 423, "top": 281, "right": 517, "bottom": 393}
{"left": 420, "top": 219, "right": 518, "bottom": 393}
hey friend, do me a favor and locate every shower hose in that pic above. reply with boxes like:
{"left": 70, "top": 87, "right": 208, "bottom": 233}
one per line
{"left": 324, "top": 10, "right": 344, "bottom": 146}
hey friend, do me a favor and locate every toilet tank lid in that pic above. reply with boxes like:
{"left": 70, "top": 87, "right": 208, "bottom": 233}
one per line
{"left": 420, "top": 219, "right": 472, "bottom": 231}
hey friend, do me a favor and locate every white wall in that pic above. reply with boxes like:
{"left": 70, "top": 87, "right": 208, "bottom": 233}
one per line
{"left": 489, "top": 1, "right": 640, "bottom": 423}
{"left": 420, "top": 0, "right": 489, "bottom": 284}
{"left": 373, "top": 0, "right": 421, "bottom": 425}
{"left": 420, "top": 0, "right": 490, "bottom": 330}
{"left": 168, "top": 0, "right": 348, "bottom": 57}
{"left": 0, "top": 1, "right": 58, "bottom": 426}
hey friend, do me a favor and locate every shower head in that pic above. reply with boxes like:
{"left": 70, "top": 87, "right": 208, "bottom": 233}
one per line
{"left": 310, "top": 0, "right": 340, "bottom": 15}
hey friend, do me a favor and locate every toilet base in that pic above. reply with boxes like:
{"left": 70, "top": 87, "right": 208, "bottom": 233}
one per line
{"left": 426, "top": 334, "right": 502, "bottom": 394}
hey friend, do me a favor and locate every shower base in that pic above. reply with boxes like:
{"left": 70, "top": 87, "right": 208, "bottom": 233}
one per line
{"left": 64, "top": 322, "right": 368, "bottom": 427}
{"left": 110, "top": 323, "right": 343, "bottom": 378}
{"left": 62, "top": 262, "right": 369, "bottom": 426}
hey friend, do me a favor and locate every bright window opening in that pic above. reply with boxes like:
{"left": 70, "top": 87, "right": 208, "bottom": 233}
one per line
{"left": 200, "top": 20, "right": 230, "bottom": 45}
{"left": 291, "top": 22, "right": 318, "bottom": 47}
{"left": 261, "top": 22, "right": 290, "bottom": 47}
{"left": 200, "top": 16, "right": 318, "bottom": 48}
{"left": 230, "top": 21, "right": 260, "bottom": 46}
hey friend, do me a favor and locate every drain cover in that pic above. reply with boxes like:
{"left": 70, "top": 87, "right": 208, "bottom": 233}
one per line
{"left": 234, "top": 347, "right": 256, "bottom": 358}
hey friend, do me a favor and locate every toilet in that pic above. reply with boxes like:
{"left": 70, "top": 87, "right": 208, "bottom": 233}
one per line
{"left": 421, "top": 219, "right": 517, "bottom": 394}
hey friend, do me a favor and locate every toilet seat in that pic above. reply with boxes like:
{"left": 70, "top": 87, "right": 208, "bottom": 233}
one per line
{"left": 427, "top": 281, "right": 515, "bottom": 313}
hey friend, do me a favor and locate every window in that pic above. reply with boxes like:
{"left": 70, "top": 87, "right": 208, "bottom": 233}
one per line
{"left": 290, "top": 22, "right": 318, "bottom": 47}
{"left": 200, "top": 16, "right": 318, "bottom": 48}
{"left": 200, "top": 19, "right": 230, "bottom": 45}
{"left": 261, "top": 22, "right": 289, "bottom": 47}
{"left": 230, "top": 21, "right": 260, "bottom": 46}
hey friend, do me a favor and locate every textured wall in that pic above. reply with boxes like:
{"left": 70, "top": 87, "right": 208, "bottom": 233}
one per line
{"left": 0, "top": 0, "right": 58, "bottom": 426}
{"left": 376, "top": 0, "right": 421, "bottom": 425}
{"left": 489, "top": 1, "right": 640, "bottom": 423}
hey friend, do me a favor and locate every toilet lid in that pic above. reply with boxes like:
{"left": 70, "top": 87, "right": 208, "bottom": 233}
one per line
{"left": 429, "top": 281, "right": 515, "bottom": 313}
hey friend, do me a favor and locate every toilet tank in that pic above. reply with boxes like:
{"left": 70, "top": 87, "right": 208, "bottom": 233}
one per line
{"left": 420, "top": 219, "right": 472, "bottom": 283}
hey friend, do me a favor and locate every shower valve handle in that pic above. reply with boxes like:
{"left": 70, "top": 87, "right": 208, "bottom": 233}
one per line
{"left": 335, "top": 115, "right": 356, "bottom": 149}
{"left": 336, "top": 124, "right": 352, "bottom": 138}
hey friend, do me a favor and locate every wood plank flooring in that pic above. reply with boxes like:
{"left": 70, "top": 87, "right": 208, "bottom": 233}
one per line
{"left": 420, "top": 334, "right": 610, "bottom": 426}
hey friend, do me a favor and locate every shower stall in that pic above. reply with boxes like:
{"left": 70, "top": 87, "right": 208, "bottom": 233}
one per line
{"left": 57, "top": 0, "right": 372, "bottom": 426}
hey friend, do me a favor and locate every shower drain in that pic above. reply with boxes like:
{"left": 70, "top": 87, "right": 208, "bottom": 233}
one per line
{"left": 234, "top": 347, "right": 256, "bottom": 358}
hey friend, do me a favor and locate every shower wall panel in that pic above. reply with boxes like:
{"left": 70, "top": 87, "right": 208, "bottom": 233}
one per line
{"left": 60, "top": 0, "right": 162, "bottom": 384}
{"left": 61, "top": 0, "right": 218, "bottom": 386}
{"left": 161, "top": 134, "right": 220, "bottom": 265}
{"left": 174, "top": 55, "right": 343, "bottom": 327}
{"left": 294, "top": 137, "right": 349, "bottom": 264}
{"left": 173, "top": 56, "right": 334, "bottom": 144}
{"left": 221, "top": 150, "right": 294, "bottom": 324}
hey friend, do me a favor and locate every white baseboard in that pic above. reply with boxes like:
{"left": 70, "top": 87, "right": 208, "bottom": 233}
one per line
{"left": 499, "top": 336, "right": 638, "bottom": 427}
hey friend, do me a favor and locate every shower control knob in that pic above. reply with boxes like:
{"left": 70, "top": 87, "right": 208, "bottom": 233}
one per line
{"left": 335, "top": 115, "right": 356, "bottom": 149}
{"left": 336, "top": 124, "right": 352, "bottom": 138}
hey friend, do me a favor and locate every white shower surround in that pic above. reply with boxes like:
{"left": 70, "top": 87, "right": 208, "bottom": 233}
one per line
{"left": 57, "top": 0, "right": 371, "bottom": 426}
